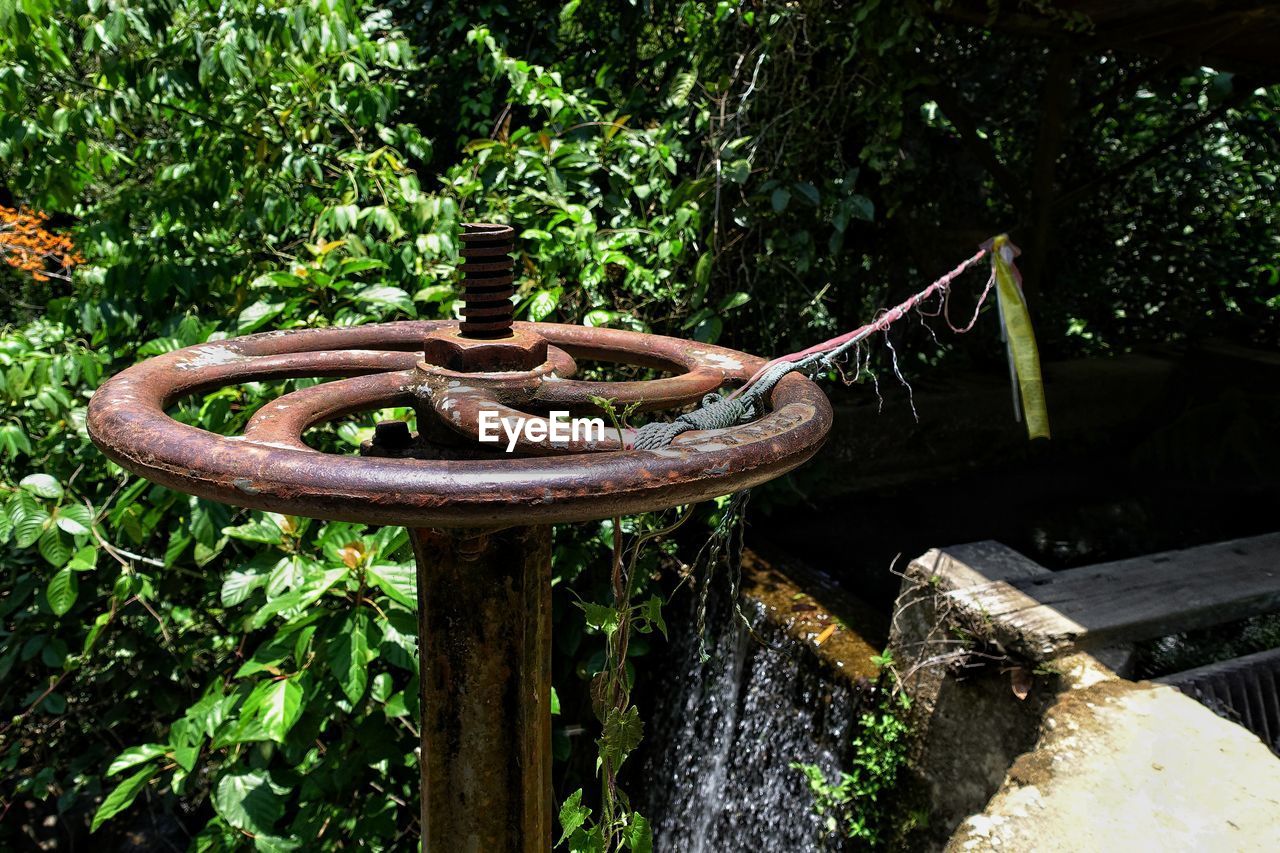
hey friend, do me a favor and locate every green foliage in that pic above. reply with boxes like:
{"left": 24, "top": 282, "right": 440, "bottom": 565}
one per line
{"left": 74, "top": 514, "right": 423, "bottom": 844}
{"left": 446, "top": 26, "right": 721, "bottom": 338}
{"left": 0, "top": 1, "right": 438, "bottom": 845}
{"left": 792, "top": 694, "right": 911, "bottom": 847}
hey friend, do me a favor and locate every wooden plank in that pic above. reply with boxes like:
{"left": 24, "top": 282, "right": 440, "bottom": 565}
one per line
{"left": 950, "top": 533, "right": 1280, "bottom": 658}
{"left": 941, "top": 541, "right": 1048, "bottom": 585}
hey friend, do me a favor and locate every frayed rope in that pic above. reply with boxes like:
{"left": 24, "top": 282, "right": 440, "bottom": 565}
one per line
{"left": 630, "top": 240, "right": 1012, "bottom": 449}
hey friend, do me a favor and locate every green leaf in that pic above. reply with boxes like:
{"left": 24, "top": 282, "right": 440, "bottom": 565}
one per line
{"left": 718, "top": 292, "right": 751, "bottom": 312}
{"left": 266, "top": 555, "right": 305, "bottom": 597}
{"left": 67, "top": 545, "right": 98, "bottom": 571}
{"left": 624, "top": 814, "right": 653, "bottom": 853}
{"left": 163, "top": 529, "right": 191, "bottom": 567}
{"left": 379, "top": 611, "right": 418, "bottom": 672}
{"left": 370, "top": 671, "right": 393, "bottom": 703}
{"left": 172, "top": 741, "right": 199, "bottom": 773}
{"left": 384, "top": 691, "right": 409, "bottom": 718}
{"left": 329, "top": 610, "right": 373, "bottom": 703}
{"left": 91, "top": 766, "right": 157, "bottom": 832}
{"left": 849, "top": 194, "right": 875, "bottom": 222}
{"left": 414, "top": 283, "right": 456, "bottom": 304}
{"left": 692, "top": 315, "right": 723, "bottom": 344}
{"left": 696, "top": 251, "right": 716, "bottom": 286}
{"left": 0, "top": 423, "right": 33, "bottom": 458}
{"left": 367, "top": 563, "right": 417, "bottom": 608}
{"left": 771, "top": 187, "right": 791, "bottom": 212}
{"left": 557, "top": 789, "right": 590, "bottom": 846}
{"left": 645, "top": 595, "right": 667, "bottom": 640}
{"left": 793, "top": 181, "right": 821, "bottom": 205}
{"left": 337, "top": 257, "right": 386, "bottom": 276}
{"left": 578, "top": 602, "right": 620, "bottom": 638}
{"left": 20, "top": 473, "right": 63, "bottom": 500}
{"left": 38, "top": 526, "right": 73, "bottom": 567}
{"left": 583, "top": 309, "right": 617, "bottom": 328}
{"left": 235, "top": 632, "right": 293, "bottom": 677}
{"left": 46, "top": 568, "right": 77, "bottom": 615}
{"left": 222, "top": 515, "right": 285, "bottom": 545}
{"left": 598, "top": 705, "right": 644, "bottom": 771}
{"left": 250, "top": 271, "right": 306, "bottom": 290}
{"left": 107, "top": 744, "right": 167, "bottom": 777}
{"left": 213, "top": 769, "right": 286, "bottom": 835}
{"left": 13, "top": 500, "right": 49, "bottom": 548}
{"left": 724, "top": 159, "right": 750, "bottom": 184}
{"left": 256, "top": 678, "right": 304, "bottom": 743}
{"left": 667, "top": 70, "right": 697, "bottom": 107}
{"left": 355, "top": 285, "right": 415, "bottom": 316}
{"left": 237, "top": 300, "right": 285, "bottom": 333}
{"left": 526, "top": 288, "right": 561, "bottom": 321}
{"left": 83, "top": 611, "right": 112, "bottom": 654}
{"left": 222, "top": 567, "right": 268, "bottom": 606}
{"left": 248, "top": 568, "right": 346, "bottom": 630}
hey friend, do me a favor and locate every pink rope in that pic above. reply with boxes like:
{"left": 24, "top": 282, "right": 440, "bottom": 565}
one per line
{"left": 730, "top": 246, "right": 990, "bottom": 399}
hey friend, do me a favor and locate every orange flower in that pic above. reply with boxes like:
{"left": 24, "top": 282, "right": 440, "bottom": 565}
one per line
{"left": 0, "top": 205, "right": 85, "bottom": 283}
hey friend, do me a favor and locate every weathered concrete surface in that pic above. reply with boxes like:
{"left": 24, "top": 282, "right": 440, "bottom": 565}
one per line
{"left": 949, "top": 664, "right": 1280, "bottom": 852}
{"left": 888, "top": 542, "right": 1063, "bottom": 846}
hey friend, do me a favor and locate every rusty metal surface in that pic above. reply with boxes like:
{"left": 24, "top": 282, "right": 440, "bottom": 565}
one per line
{"left": 88, "top": 320, "right": 831, "bottom": 527}
{"left": 422, "top": 325, "right": 550, "bottom": 372}
{"left": 459, "top": 222, "right": 517, "bottom": 338}
{"left": 411, "top": 525, "right": 552, "bottom": 850}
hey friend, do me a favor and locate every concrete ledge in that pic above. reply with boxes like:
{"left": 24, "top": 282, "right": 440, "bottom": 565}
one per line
{"left": 949, "top": 668, "right": 1280, "bottom": 852}
{"left": 888, "top": 542, "right": 1062, "bottom": 847}
{"left": 890, "top": 540, "right": 1280, "bottom": 850}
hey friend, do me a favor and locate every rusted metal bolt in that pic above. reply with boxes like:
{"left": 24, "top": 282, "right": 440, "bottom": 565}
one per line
{"left": 372, "top": 419, "right": 414, "bottom": 451}
{"left": 421, "top": 326, "right": 548, "bottom": 372}
{"left": 459, "top": 222, "right": 515, "bottom": 339}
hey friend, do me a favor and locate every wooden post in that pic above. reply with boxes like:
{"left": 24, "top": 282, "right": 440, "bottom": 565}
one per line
{"left": 408, "top": 525, "right": 553, "bottom": 852}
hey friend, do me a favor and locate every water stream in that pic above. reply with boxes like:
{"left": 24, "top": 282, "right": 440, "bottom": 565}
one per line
{"left": 638, "top": 582, "right": 869, "bottom": 850}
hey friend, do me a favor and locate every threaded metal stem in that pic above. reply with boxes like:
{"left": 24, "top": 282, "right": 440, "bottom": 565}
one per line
{"left": 459, "top": 222, "right": 515, "bottom": 338}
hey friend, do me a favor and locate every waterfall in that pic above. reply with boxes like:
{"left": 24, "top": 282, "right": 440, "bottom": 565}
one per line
{"left": 638, "top": 578, "right": 870, "bottom": 850}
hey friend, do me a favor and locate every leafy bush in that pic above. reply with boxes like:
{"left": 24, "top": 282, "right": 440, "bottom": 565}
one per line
{"left": 792, "top": 694, "right": 911, "bottom": 847}
{"left": 0, "top": 0, "right": 443, "bottom": 846}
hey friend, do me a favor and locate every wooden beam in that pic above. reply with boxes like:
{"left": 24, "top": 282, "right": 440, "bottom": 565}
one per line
{"left": 951, "top": 533, "right": 1280, "bottom": 658}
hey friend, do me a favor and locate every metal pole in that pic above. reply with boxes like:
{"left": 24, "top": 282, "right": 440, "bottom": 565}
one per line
{"left": 408, "top": 525, "right": 553, "bottom": 852}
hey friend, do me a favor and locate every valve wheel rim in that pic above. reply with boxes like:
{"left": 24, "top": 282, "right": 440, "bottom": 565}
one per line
{"left": 87, "top": 321, "right": 832, "bottom": 527}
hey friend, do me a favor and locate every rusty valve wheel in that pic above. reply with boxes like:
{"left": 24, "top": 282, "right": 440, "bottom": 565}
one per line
{"left": 85, "top": 223, "right": 834, "bottom": 851}
{"left": 87, "top": 225, "right": 831, "bottom": 528}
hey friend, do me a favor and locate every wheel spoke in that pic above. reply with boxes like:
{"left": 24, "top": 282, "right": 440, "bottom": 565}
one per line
{"left": 156, "top": 347, "right": 421, "bottom": 404}
{"left": 526, "top": 322, "right": 765, "bottom": 411}
{"left": 244, "top": 371, "right": 417, "bottom": 451}
{"left": 427, "top": 385, "right": 626, "bottom": 455}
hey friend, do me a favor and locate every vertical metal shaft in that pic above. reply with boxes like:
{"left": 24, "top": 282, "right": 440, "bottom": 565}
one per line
{"left": 459, "top": 223, "right": 516, "bottom": 339}
{"left": 409, "top": 525, "right": 553, "bottom": 852}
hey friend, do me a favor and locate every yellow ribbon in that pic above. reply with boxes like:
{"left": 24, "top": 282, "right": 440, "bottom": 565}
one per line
{"left": 990, "top": 234, "right": 1050, "bottom": 440}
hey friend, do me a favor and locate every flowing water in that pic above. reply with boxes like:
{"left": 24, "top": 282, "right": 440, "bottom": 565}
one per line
{"left": 638, "top": 582, "right": 870, "bottom": 851}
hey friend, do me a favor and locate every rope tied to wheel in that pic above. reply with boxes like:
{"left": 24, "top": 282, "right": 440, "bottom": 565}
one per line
{"left": 630, "top": 234, "right": 1050, "bottom": 449}
{"left": 630, "top": 361, "right": 796, "bottom": 449}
